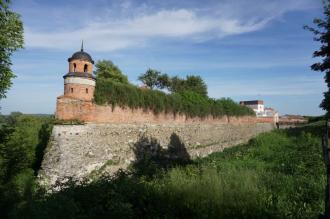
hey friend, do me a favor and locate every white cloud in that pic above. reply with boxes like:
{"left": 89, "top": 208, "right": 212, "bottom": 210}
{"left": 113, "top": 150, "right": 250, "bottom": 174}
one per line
{"left": 23, "top": 0, "right": 319, "bottom": 52}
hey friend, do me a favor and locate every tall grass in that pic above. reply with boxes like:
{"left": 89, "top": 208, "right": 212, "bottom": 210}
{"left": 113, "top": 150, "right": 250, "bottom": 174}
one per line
{"left": 157, "top": 167, "right": 270, "bottom": 218}
{"left": 197, "top": 129, "right": 325, "bottom": 218}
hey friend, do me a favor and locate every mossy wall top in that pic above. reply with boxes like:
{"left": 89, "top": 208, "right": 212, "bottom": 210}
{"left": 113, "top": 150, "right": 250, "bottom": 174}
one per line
{"left": 93, "top": 79, "right": 255, "bottom": 118}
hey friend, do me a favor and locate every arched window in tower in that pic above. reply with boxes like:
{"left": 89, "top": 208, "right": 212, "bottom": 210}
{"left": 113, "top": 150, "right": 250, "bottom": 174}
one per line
{"left": 86, "top": 88, "right": 88, "bottom": 94}
{"left": 84, "top": 64, "right": 88, "bottom": 72}
{"left": 73, "top": 63, "right": 76, "bottom": 72}
{"left": 71, "top": 88, "right": 73, "bottom": 93}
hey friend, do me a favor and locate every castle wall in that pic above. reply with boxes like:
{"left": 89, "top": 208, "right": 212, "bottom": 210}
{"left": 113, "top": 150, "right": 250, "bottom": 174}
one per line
{"left": 41, "top": 97, "right": 276, "bottom": 186}
{"left": 39, "top": 122, "right": 274, "bottom": 185}
{"left": 255, "top": 116, "right": 276, "bottom": 123}
{"left": 56, "top": 97, "right": 263, "bottom": 124}
{"left": 46, "top": 50, "right": 276, "bottom": 186}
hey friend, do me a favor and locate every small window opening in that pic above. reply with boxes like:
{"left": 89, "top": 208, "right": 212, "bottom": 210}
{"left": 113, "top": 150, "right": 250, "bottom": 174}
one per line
{"left": 71, "top": 88, "right": 73, "bottom": 93}
{"left": 86, "top": 88, "right": 88, "bottom": 94}
{"left": 73, "top": 63, "right": 76, "bottom": 72}
{"left": 84, "top": 64, "right": 88, "bottom": 72}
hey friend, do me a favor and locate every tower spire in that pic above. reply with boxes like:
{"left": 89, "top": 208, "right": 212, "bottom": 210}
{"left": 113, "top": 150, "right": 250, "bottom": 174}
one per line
{"left": 81, "top": 40, "right": 84, "bottom": 52}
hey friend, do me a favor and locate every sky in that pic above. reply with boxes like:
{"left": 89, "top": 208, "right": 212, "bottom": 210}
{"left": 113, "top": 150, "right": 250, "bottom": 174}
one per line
{"left": 0, "top": 0, "right": 326, "bottom": 116}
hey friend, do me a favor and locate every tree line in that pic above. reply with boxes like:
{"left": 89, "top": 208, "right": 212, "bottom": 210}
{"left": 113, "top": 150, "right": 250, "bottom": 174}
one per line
{"left": 93, "top": 60, "right": 254, "bottom": 117}
{"left": 138, "top": 69, "right": 208, "bottom": 97}
{"left": 94, "top": 60, "right": 208, "bottom": 97}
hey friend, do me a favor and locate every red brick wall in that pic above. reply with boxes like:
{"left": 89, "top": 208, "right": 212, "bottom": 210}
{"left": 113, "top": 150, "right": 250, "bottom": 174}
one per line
{"left": 63, "top": 84, "right": 95, "bottom": 101}
{"left": 256, "top": 117, "right": 276, "bottom": 123}
{"left": 56, "top": 97, "right": 273, "bottom": 125}
{"left": 69, "top": 60, "right": 93, "bottom": 73}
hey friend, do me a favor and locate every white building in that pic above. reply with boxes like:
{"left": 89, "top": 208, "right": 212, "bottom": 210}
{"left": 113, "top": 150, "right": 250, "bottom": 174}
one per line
{"left": 240, "top": 100, "right": 279, "bottom": 123}
{"left": 264, "top": 107, "right": 279, "bottom": 123}
{"left": 239, "top": 100, "right": 264, "bottom": 114}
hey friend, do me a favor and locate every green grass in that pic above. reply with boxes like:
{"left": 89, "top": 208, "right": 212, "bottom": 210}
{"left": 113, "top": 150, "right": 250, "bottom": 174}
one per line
{"left": 194, "top": 129, "right": 325, "bottom": 218}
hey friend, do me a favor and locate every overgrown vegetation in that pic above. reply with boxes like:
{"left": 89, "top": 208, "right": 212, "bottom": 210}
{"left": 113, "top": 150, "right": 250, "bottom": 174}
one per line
{"left": 305, "top": 0, "right": 330, "bottom": 117}
{"left": 0, "top": 113, "right": 53, "bottom": 218}
{"left": 94, "top": 60, "right": 129, "bottom": 84}
{"left": 304, "top": 115, "right": 326, "bottom": 123}
{"left": 138, "top": 69, "right": 208, "bottom": 97}
{"left": 0, "top": 0, "right": 24, "bottom": 99}
{"left": 0, "top": 114, "right": 325, "bottom": 218}
{"left": 94, "top": 79, "right": 254, "bottom": 117}
{"left": 93, "top": 61, "right": 254, "bottom": 117}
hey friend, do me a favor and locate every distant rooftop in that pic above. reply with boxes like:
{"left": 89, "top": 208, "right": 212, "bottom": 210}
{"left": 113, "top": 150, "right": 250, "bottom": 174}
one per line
{"left": 240, "top": 100, "right": 264, "bottom": 105}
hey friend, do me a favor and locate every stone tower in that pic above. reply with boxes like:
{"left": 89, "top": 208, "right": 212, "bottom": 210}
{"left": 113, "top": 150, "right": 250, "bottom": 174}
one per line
{"left": 62, "top": 42, "right": 95, "bottom": 101}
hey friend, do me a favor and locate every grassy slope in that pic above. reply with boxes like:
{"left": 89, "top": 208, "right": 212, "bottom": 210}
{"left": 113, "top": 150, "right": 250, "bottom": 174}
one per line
{"left": 20, "top": 122, "right": 325, "bottom": 219}
{"left": 192, "top": 125, "right": 325, "bottom": 218}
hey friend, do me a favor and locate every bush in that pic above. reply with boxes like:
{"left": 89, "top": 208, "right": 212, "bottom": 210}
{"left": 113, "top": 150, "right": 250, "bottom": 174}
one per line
{"left": 0, "top": 113, "right": 53, "bottom": 218}
{"left": 94, "top": 79, "right": 255, "bottom": 118}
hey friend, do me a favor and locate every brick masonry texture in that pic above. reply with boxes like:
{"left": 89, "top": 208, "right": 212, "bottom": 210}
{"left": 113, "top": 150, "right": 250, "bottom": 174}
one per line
{"left": 38, "top": 122, "right": 274, "bottom": 185}
{"left": 56, "top": 97, "right": 265, "bottom": 124}
{"left": 68, "top": 60, "right": 93, "bottom": 73}
{"left": 62, "top": 84, "right": 95, "bottom": 101}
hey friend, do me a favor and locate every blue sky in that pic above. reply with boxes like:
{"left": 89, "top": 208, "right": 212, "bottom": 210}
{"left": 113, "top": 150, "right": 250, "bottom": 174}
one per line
{"left": 0, "top": 0, "right": 325, "bottom": 116}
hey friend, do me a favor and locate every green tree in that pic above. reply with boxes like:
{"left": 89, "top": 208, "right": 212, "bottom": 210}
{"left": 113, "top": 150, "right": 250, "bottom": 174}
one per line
{"left": 184, "top": 75, "right": 208, "bottom": 97}
{"left": 305, "top": 0, "right": 330, "bottom": 116}
{"left": 95, "top": 60, "right": 128, "bottom": 84}
{"left": 156, "top": 73, "right": 171, "bottom": 89}
{"left": 167, "top": 76, "right": 185, "bottom": 93}
{"left": 0, "top": 114, "right": 53, "bottom": 217}
{"left": 0, "top": 0, "right": 24, "bottom": 100}
{"left": 167, "top": 75, "right": 208, "bottom": 97}
{"left": 138, "top": 69, "right": 208, "bottom": 96}
{"left": 138, "top": 69, "right": 160, "bottom": 89}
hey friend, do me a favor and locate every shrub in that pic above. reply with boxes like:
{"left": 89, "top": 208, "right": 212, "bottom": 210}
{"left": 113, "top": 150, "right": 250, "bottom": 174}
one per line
{"left": 94, "top": 79, "right": 255, "bottom": 118}
{"left": 0, "top": 114, "right": 53, "bottom": 218}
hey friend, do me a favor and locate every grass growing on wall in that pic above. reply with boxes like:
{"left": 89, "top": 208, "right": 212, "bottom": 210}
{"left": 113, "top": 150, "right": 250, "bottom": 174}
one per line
{"left": 94, "top": 79, "right": 255, "bottom": 118}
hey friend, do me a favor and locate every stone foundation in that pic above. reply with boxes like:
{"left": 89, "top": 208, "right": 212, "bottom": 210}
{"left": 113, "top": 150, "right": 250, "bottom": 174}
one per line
{"left": 39, "top": 122, "right": 274, "bottom": 185}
